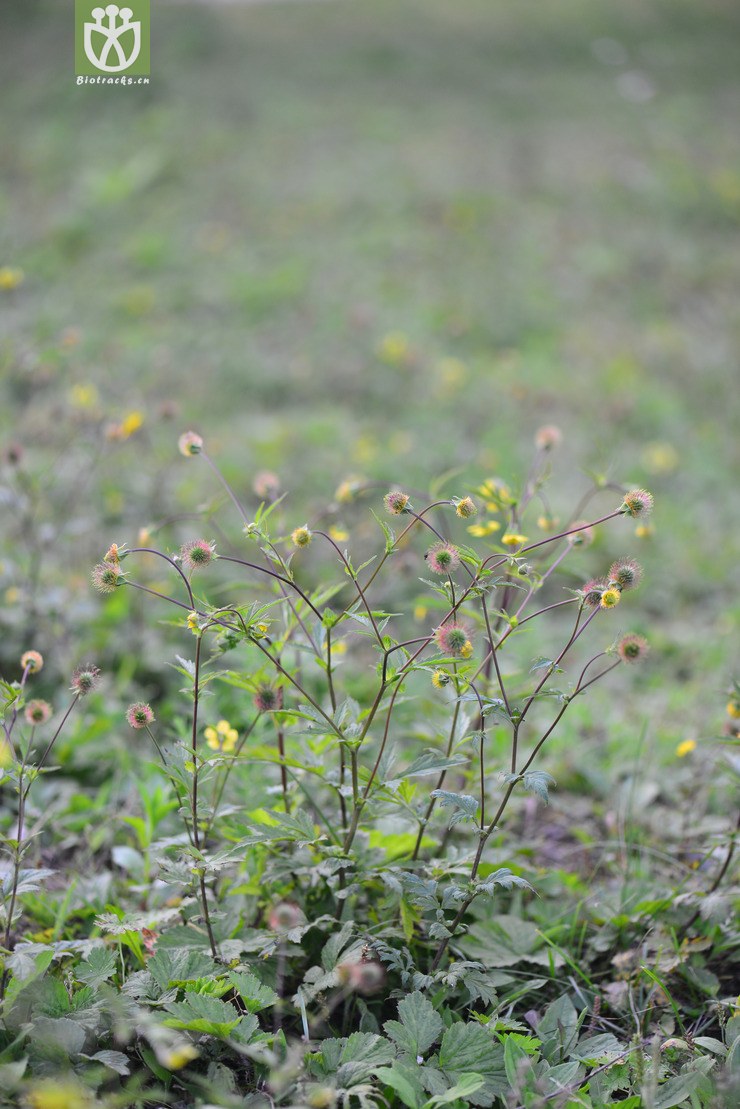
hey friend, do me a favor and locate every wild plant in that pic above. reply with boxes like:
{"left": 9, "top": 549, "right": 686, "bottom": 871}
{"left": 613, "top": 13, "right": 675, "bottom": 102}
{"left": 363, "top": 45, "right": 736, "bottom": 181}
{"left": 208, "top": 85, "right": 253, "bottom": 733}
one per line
{"left": 89, "top": 427, "right": 653, "bottom": 985}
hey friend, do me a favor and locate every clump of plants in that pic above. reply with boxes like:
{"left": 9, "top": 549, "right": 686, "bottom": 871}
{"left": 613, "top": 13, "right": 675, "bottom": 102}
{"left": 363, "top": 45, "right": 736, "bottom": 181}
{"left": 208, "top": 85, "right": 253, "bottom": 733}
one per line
{"left": 1, "top": 429, "right": 737, "bottom": 1108}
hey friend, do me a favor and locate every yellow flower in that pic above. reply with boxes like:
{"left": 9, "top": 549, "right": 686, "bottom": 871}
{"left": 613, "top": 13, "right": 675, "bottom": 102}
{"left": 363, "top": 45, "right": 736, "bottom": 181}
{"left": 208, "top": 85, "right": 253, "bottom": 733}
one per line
{"left": 291, "top": 526, "right": 312, "bottom": 548}
{"left": 475, "top": 478, "right": 515, "bottom": 509}
{"left": 459, "top": 640, "right": 473, "bottom": 659}
{"left": 432, "top": 670, "right": 450, "bottom": 689}
{"left": 676, "top": 738, "right": 697, "bottom": 758}
{"left": 537, "top": 515, "right": 559, "bottom": 532}
{"left": 69, "top": 383, "right": 99, "bottom": 409}
{"left": 414, "top": 604, "right": 427, "bottom": 621}
{"left": 158, "top": 1043, "right": 199, "bottom": 1070}
{"left": 332, "top": 640, "right": 347, "bottom": 656}
{"left": 186, "top": 611, "right": 201, "bottom": 635}
{"left": 467, "top": 520, "right": 501, "bottom": 537}
{"left": 335, "top": 477, "right": 364, "bottom": 504}
{"left": 501, "top": 533, "right": 528, "bottom": 548}
{"left": 455, "top": 496, "right": 477, "bottom": 519}
{"left": 0, "top": 266, "right": 25, "bottom": 291}
{"left": 205, "top": 719, "right": 239, "bottom": 753}
{"left": 26, "top": 1079, "right": 93, "bottom": 1109}
{"left": 120, "top": 410, "right": 144, "bottom": 438}
{"left": 329, "top": 525, "right": 349, "bottom": 542}
{"left": 727, "top": 701, "right": 740, "bottom": 720}
{"left": 599, "top": 588, "right": 621, "bottom": 609}
{"left": 377, "top": 331, "right": 411, "bottom": 366}
{"left": 635, "top": 524, "right": 654, "bottom": 539}
{"left": 251, "top": 622, "right": 269, "bottom": 639}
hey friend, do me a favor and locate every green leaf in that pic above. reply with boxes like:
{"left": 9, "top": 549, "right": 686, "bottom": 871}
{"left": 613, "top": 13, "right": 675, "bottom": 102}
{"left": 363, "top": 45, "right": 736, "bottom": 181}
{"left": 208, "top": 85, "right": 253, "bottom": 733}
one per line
{"left": 84, "top": 1050, "right": 131, "bottom": 1076}
{"left": 148, "top": 948, "right": 220, "bottom": 992}
{"left": 229, "top": 970, "right": 279, "bottom": 1013}
{"left": 430, "top": 789, "right": 478, "bottom": 827}
{"left": 653, "top": 1069, "right": 706, "bottom": 1109}
{"left": 376, "top": 1063, "right": 425, "bottom": 1108}
{"left": 384, "top": 991, "right": 444, "bottom": 1057}
{"left": 336, "top": 1033, "right": 396, "bottom": 1087}
{"left": 537, "top": 995, "right": 579, "bottom": 1064}
{"left": 439, "top": 1022, "right": 508, "bottom": 1106}
{"left": 164, "top": 992, "right": 243, "bottom": 1037}
{"left": 400, "top": 751, "right": 468, "bottom": 779}
{"left": 522, "top": 771, "right": 556, "bottom": 803}
{"left": 425, "top": 1073, "right": 486, "bottom": 1106}
{"left": 76, "top": 947, "right": 117, "bottom": 988}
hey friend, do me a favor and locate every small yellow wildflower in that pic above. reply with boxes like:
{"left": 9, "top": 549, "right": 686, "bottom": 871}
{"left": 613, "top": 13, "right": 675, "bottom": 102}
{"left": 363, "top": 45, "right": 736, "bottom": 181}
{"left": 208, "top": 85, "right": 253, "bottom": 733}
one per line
{"left": 335, "top": 477, "right": 363, "bottom": 504}
{"left": 158, "top": 1043, "right": 199, "bottom": 1070}
{"left": 251, "top": 622, "right": 270, "bottom": 639}
{"left": 635, "top": 524, "right": 654, "bottom": 539}
{"left": 26, "top": 1079, "right": 93, "bottom": 1109}
{"left": 329, "top": 525, "right": 349, "bottom": 542}
{"left": 476, "top": 478, "right": 515, "bottom": 509}
{"left": 69, "top": 383, "right": 99, "bottom": 409}
{"left": 727, "top": 701, "right": 740, "bottom": 720}
{"left": 599, "top": 588, "right": 621, "bottom": 609}
{"left": 467, "top": 520, "right": 501, "bottom": 537}
{"left": 332, "top": 640, "right": 347, "bottom": 656}
{"left": 642, "top": 442, "right": 678, "bottom": 474}
{"left": 501, "top": 533, "right": 528, "bottom": 549}
{"left": 186, "top": 611, "right": 201, "bottom": 635}
{"left": 676, "top": 738, "right": 697, "bottom": 758}
{"left": 0, "top": 266, "right": 25, "bottom": 291}
{"left": 377, "top": 331, "right": 411, "bottom": 366}
{"left": 120, "top": 410, "right": 144, "bottom": 438}
{"left": 205, "top": 719, "right": 239, "bottom": 753}
{"left": 455, "top": 496, "right": 477, "bottom": 519}
{"left": 459, "top": 640, "right": 474, "bottom": 659}
{"left": 413, "top": 604, "right": 427, "bottom": 621}
{"left": 537, "top": 515, "right": 559, "bottom": 532}
{"left": 291, "top": 525, "right": 312, "bottom": 548}
{"left": 432, "top": 670, "right": 450, "bottom": 689}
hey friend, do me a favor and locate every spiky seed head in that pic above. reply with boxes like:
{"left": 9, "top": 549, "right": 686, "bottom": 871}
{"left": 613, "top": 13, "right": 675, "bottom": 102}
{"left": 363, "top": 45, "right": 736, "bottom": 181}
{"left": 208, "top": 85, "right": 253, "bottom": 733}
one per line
{"left": 24, "top": 699, "right": 52, "bottom": 725}
{"left": 92, "top": 562, "right": 124, "bottom": 593}
{"left": 252, "top": 470, "right": 280, "bottom": 499}
{"left": 180, "top": 539, "right": 216, "bottom": 570}
{"left": 621, "top": 488, "right": 654, "bottom": 518}
{"left": 268, "top": 900, "right": 303, "bottom": 931}
{"left": 426, "top": 542, "right": 461, "bottom": 575}
{"left": 581, "top": 579, "right": 606, "bottom": 608}
{"left": 21, "top": 650, "right": 44, "bottom": 673}
{"left": 608, "top": 558, "right": 643, "bottom": 591}
{"left": 126, "top": 702, "right": 155, "bottom": 729}
{"left": 178, "top": 430, "right": 203, "bottom": 457}
{"left": 434, "top": 622, "right": 471, "bottom": 657}
{"left": 254, "top": 686, "right": 281, "bottom": 712}
{"left": 534, "top": 424, "right": 562, "bottom": 450}
{"left": 383, "top": 490, "right": 410, "bottom": 515}
{"left": 337, "top": 958, "right": 386, "bottom": 995}
{"left": 616, "top": 634, "right": 649, "bottom": 664}
{"left": 70, "top": 664, "right": 101, "bottom": 695}
{"left": 568, "top": 521, "right": 594, "bottom": 547}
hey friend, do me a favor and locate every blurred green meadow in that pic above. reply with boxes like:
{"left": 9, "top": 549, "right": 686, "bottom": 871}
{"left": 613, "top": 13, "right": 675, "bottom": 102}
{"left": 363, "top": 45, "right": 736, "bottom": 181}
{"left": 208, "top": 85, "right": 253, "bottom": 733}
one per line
{"left": 0, "top": 0, "right": 739, "bottom": 1072}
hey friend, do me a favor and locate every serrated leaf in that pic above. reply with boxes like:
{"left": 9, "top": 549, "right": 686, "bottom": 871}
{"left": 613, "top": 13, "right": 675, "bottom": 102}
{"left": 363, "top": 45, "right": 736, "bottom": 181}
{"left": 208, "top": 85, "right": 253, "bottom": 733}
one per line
{"left": 522, "top": 771, "right": 556, "bottom": 803}
{"left": 653, "top": 1070, "right": 706, "bottom": 1109}
{"left": 384, "top": 991, "right": 444, "bottom": 1057}
{"left": 164, "top": 992, "right": 242, "bottom": 1037}
{"left": 229, "top": 970, "right": 278, "bottom": 1013}
{"left": 439, "top": 1022, "right": 508, "bottom": 1106}
{"left": 430, "top": 789, "right": 478, "bottom": 827}
{"left": 399, "top": 751, "right": 468, "bottom": 779}
{"left": 76, "top": 947, "right": 117, "bottom": 988}
{"left": 86, "top": 1050, "right": 131, "bottom": 1075}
